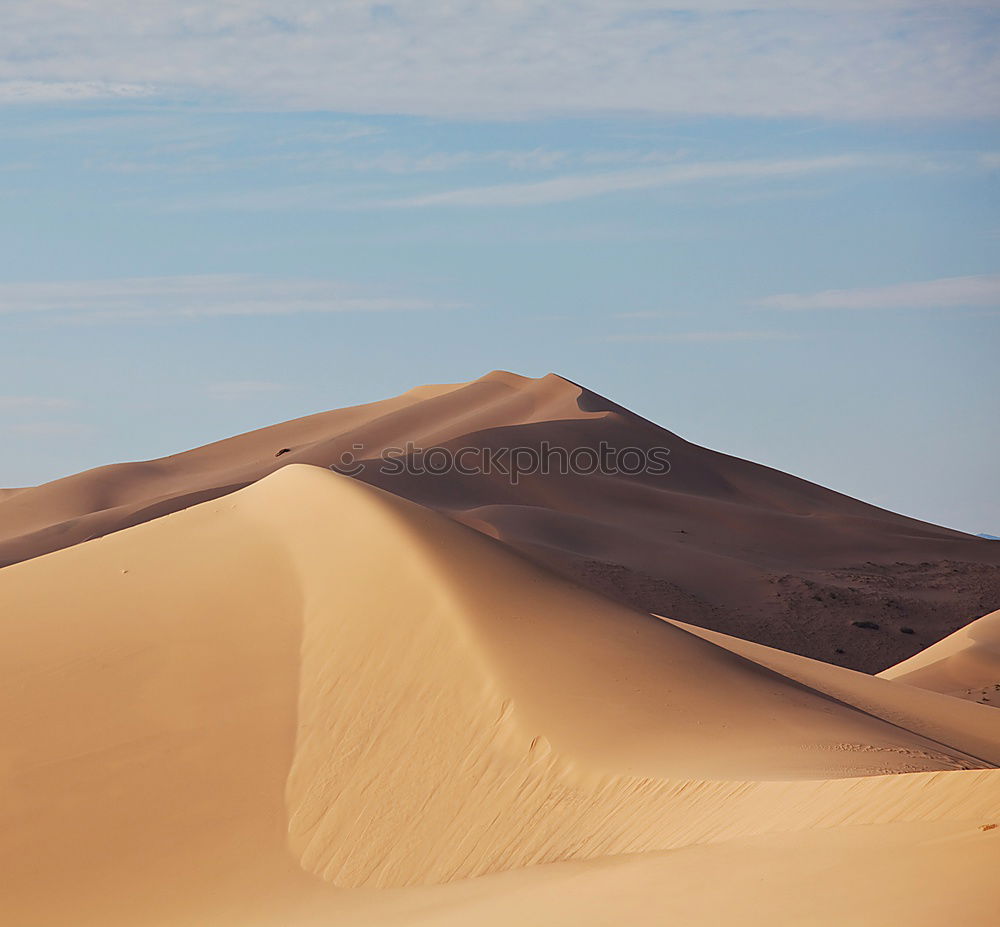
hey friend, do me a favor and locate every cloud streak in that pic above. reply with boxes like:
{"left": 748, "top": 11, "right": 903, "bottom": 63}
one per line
{"left": 157, "top": 154, "right": 891, "bottom": 212}
{"left": 386, "top": 155, "right": 890, "bottom": 208}
{"left": 2, "top": 422, "right": 94, "bottom": 438}
{"left": 0, "top": 80, "right": 154, "bottom": 103}
{"left": 0, "top": 275, "right": 461, "bottom": 321}
{"left": 759, "top": 274, "right": 1000, "bottom": 310}
{"left": 0, "top": 396, "right": 76, "bottom": 411}
{"left": 603, "top": 331, "right": 799, "bottom": 344}
{"left": 0, "top": 2, "right": 996, "bottom": 120}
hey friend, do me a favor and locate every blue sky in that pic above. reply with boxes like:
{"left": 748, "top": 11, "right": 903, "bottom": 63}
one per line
{"left": 1, "top": 2, "right": 998, "bottom": 533}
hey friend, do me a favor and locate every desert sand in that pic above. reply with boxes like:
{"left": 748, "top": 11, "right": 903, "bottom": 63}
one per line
{"left": 2, "top": 371, "right": 999, "bottom": 673}
{"left": 879, "top": 608, "right": 1000, "bottom": 706}
{"left": 2, "top": 374, "right": 999, "bottom": 925}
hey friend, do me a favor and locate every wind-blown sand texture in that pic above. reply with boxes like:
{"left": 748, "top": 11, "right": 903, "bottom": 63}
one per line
{"left": 2, "top": 465, "right": 998, "bottom": 925}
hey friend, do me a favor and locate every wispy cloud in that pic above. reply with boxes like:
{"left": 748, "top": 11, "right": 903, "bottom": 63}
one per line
{"left": 310, "top": 147, "right": 571, "bottom": 177}
{"left": 385, "top": 155, "right": 895, "bottom": 208}
{"left": 0, "top": 396, "right": 76, "bottom": 411}
{"left": 603, "top": 331, "right": 799, "bottom": 344}
{"left": 759, "top": 274, "right": 1000, "bottom": 310}
{"left": 0, "top": 275, "right": 462, "bottom": 321}
{"left": 112, "top": 144, "right": 574, "bottom": 206}
{"left": 206, "top": 380, "right": 289, "bottom": 401}
{"left": 3, "top": 422, "right": 94, "bottom": 437}
{"left": 0, "top": 3, "right": 995, "bottom": 120}
{"left": 0, "top": 80, "right": 154, "bottom": 103}
{"left": 159, "top": 152, "right": 855, "bottom": 212}
{"left": 612, "top": 310, "right": 693, "bottom": 320}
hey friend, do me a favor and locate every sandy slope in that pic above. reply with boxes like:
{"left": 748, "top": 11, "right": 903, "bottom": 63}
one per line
{"left": 329, "top": 820, "right": 1000, "bottom": 927}
{"left": 2, "top": 464, "right": 998, "bottom": 925}
{"left": 2, "top": 371, "right": 998, "bottom": 672}
{"left": 879, "top": 608, "right": 1000, "bottom": 706}
{"left": 662, "top": 614, "right": 1000, "bottom": 765}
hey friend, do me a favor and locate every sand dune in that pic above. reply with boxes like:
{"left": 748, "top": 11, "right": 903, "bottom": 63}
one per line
{"left": 337, "top": 819, "right": 1000, "bottom": 927}
{"left": 2, "top": 371, "right": 999, "bottom": 672}
{"left": 879, "top": 608, "right": 1000, "bottom": 706}
{"left": 662, "top": 614, "right": 1000, "bottom": 765}
{"left": 2, "top": 464, "right": 998, "bottom": 925}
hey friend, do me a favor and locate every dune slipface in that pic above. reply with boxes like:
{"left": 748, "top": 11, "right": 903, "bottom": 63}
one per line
{"left": 2, "top": 371, "right": 999, "bottom": 673}
{"left": 1, "top": 464, "right": 999, "bottom": 926}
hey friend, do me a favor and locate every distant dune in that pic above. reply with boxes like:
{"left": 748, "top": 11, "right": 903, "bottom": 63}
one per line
{"left": 879, "top": 608, "right": 1000, "bottom": 706}
{"left": 1, "top": 465, "right": 998, "bottom": 925}
{"left": 2, "top": 370, "right": 998, "bottom": 672}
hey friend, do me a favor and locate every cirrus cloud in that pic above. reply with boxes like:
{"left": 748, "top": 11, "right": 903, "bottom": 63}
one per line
{"left": 0, "top": 396, "right": 76, "bottom": 411}
{"left": 759, "top": 274, "right": 1000, "bottom": 311}
{"left": 385, "top": 154, "right": 896, "bottom": 208}
{"left": 0, "top": 2, "right": 996, "bottom": 120}
{"left": 0, "top": 275, "right": 463, "bottom": 322}
{"left": 603, "top": 330, "right": 799, "bottom": 344}
{"left": 0, "top": 80, "right": 154, "bottom": 103}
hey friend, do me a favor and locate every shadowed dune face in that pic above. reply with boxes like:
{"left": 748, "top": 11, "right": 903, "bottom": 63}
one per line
{"left": 1, "top": 371, "right": 999, "bottom": 674}
{"left": 1, "top": 465, "right": 998, "bottom": 924}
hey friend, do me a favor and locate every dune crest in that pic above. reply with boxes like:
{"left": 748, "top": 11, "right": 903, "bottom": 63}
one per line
{"left": 236, "top": 468, "right": 995, "bottom": 887}
{"left": 662, "top": 614, "right": 1000, "bottom": 765}
{"left": 879, "top": 608, "right": 1000, "bottom": 706}
{"left": 2, "top": 463, "right": 999, "bottom": 925}
{"left": 2, "top": 371, "right": 998, "bottom": 673}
